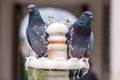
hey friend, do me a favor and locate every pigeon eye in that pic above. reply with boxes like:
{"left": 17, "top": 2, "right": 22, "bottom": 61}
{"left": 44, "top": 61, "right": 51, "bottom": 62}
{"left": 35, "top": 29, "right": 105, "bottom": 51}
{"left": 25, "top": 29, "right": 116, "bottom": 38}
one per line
{"left": 84, "top": 13, "right": 90, "bottom": 17}
{"left": 84, "top": 13, "right": 87, "bottom": 15}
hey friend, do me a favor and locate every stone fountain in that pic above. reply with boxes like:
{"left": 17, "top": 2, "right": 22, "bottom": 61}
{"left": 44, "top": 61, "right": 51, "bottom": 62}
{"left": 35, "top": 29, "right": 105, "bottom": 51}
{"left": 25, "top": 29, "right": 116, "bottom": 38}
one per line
{"left": 25, "top": 22, "right": 89, "bottom": 80}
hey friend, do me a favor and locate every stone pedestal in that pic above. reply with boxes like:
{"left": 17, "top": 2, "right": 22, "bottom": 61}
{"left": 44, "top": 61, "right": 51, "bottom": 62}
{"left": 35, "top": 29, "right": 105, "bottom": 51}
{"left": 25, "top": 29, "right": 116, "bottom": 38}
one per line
{"left": 46, "top": 23, "right": 68, "bottom": 60}
{"left": 44, "top": 70, "right": 69, "bottom": 80}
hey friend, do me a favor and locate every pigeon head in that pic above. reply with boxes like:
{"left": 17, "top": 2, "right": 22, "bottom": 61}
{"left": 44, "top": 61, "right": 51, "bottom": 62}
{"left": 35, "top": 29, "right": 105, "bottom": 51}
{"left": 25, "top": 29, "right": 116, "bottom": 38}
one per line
{"left": 28, "top": 4, "right": 44, "bottom": 22}
{"left": 75, "top": 11, "right": 93, "bottom": 29}
{"left": 82, "top": 11, "right": 93, "bottom": 20}
{"left": 28, "top": 4, "right": 38, "bottom": 12}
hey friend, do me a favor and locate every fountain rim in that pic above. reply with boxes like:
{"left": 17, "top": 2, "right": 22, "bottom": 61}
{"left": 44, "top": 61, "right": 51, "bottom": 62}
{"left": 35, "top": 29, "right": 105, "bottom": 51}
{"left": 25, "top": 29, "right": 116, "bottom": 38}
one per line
{"left": 25, "top": 56, "right": 89, "bottom": 70}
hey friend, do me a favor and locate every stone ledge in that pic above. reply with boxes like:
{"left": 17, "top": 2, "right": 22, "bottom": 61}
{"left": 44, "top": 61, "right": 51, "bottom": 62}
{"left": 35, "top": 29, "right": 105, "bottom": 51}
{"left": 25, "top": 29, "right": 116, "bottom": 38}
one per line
{"left": 25, "top": 56, "right": 89, "bottom": 70}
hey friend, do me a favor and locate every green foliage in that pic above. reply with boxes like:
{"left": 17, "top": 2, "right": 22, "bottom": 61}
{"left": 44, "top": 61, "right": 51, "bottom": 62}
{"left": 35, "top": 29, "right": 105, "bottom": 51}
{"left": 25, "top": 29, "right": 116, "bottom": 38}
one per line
{"left": 26, "top": 68, "right": 45, "bottom": 80}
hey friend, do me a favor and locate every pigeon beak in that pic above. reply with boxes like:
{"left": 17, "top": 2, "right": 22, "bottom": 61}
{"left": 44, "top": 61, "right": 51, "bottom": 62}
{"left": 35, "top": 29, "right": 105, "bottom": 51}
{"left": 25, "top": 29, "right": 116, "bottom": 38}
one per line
{"left": 90, "top": 16, "right": 94, "bottom": 20}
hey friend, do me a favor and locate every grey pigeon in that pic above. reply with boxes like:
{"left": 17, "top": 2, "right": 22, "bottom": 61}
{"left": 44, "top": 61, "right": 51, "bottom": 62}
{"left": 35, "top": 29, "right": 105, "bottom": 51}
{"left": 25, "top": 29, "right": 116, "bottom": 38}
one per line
{"left": 26, "top": 4, "right": 48, "bottom": 58}
{"left": 67, "top": 11, "right": 94, "bottom": 59}
{"left": 67, "top": 11, "right": 94, "bottom": 79}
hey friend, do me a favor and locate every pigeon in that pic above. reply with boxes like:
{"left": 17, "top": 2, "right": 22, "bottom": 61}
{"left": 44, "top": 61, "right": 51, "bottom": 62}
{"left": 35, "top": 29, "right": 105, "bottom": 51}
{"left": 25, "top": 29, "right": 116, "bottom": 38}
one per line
{"left": 26, "top": 4, "right": 48, "bottom": 58}
{"left": 67, "top": 11, "right": 94, "bottom": 79}
{"left": 67, "top": 11, "right": 94, "bottom": 59}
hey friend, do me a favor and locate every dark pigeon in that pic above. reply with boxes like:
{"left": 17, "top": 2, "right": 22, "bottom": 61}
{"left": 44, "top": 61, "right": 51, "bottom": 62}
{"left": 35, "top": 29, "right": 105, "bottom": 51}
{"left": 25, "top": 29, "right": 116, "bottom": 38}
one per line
{"left": 71, "top": 70, "right": 98, "bottom": 80}
{"left": 67, "top": 11, "right": 94, "bottom": 79}
{"left": 67, "top": 11, "right": 94, "bottom": 59}
{"left": 26, "top": 4, "right": 48, "bottom": 58}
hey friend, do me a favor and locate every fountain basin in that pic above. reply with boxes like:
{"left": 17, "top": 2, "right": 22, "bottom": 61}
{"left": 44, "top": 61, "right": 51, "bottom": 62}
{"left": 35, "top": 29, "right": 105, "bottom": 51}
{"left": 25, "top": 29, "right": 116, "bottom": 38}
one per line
{"left": 25, "top": 57, "right": 89, "bottom": 70}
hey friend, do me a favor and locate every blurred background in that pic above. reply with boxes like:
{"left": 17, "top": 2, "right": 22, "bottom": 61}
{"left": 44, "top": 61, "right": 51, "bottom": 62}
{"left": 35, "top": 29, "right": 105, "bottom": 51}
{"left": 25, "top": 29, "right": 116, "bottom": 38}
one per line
{"left": 0, "top": 0, "right": 120, "bottom": 80}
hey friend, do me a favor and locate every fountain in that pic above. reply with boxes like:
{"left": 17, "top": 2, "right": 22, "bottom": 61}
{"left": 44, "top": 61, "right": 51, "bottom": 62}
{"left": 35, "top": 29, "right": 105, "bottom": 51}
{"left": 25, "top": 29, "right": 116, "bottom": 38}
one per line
{"left": 25, "top": 22, "right": 90, "bottom": 80}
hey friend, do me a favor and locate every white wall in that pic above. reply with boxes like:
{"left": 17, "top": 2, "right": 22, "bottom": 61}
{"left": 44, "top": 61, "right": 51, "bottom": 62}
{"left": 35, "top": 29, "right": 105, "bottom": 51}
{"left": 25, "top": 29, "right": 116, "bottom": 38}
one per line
{"left": 110, "top": 0, "right": 120, "bottom": 80}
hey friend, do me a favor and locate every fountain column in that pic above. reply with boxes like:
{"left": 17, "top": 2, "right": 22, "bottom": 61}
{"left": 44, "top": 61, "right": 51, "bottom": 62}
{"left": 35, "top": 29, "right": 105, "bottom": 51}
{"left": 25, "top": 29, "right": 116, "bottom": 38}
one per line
{"left": 45, "top": 23, "right": 69, "bottom": 80}
{"left": 44, "top": 70, "right": 69, "bottom": 80}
